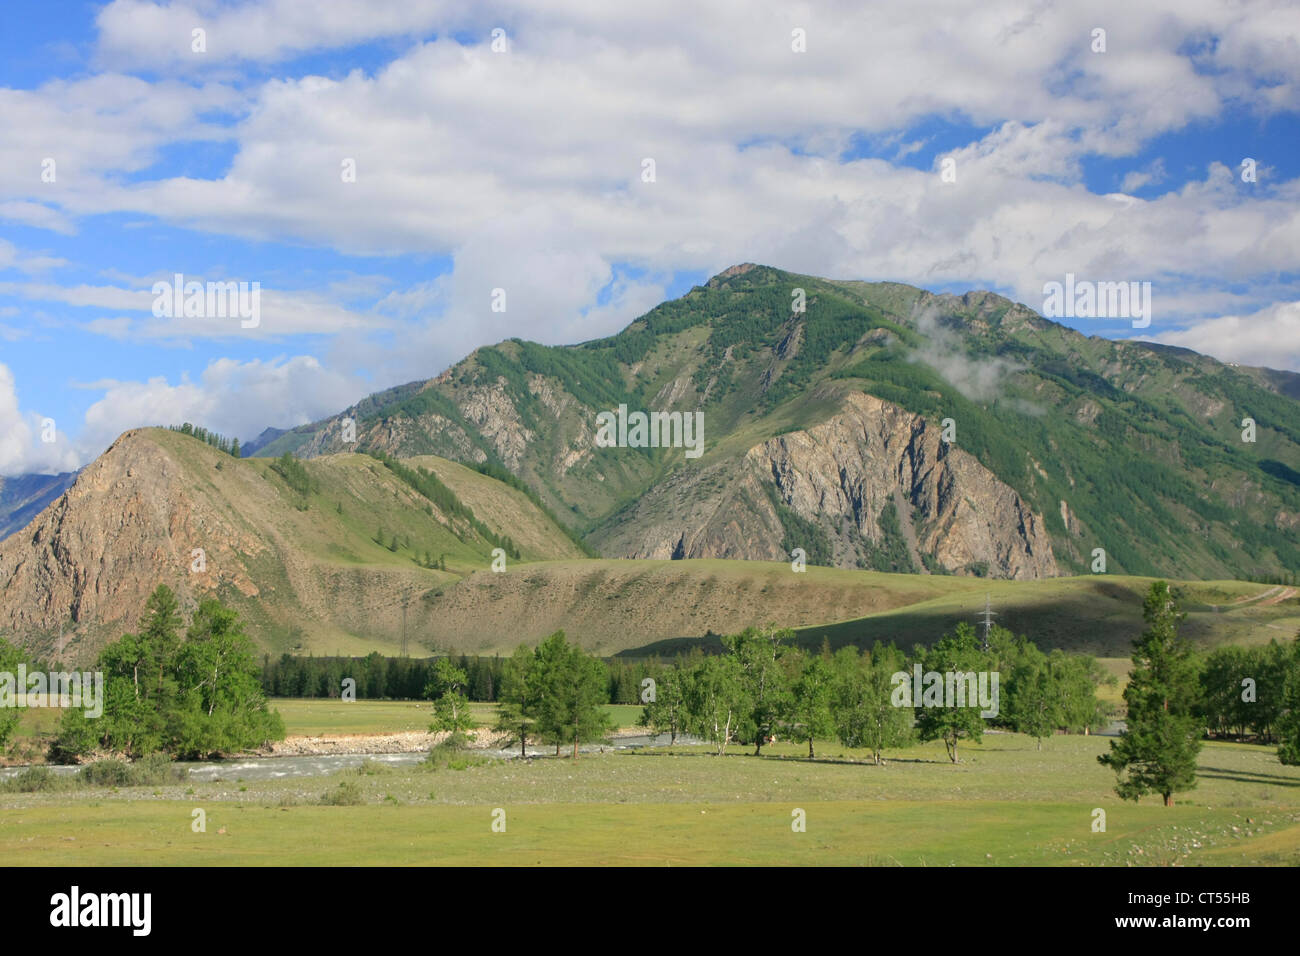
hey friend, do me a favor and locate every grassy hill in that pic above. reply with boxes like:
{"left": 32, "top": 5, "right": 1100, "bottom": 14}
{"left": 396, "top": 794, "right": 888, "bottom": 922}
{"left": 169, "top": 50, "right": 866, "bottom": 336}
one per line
{"left": 387, "top": 557, "right": 1297, "bottom": 659}
{"left": 790, "top": 575, "right": 1300, "bottom": 658}
{"left": 0, "top": 428, "right": 586, "bottom": 663}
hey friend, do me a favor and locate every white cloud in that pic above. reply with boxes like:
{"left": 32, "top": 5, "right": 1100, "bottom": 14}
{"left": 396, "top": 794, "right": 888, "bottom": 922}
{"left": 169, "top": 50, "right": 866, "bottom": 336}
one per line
{"left": 30, "top": 2, "right": 1290, "bottom": 342}
{"left": 1, "top": 279, "right": 388, "bottom": 340}
{"left": 1144, "top": 301, "right": 1300, "bottom": 371}
{"left": 4, "top": 0, "right": 1300, "bottom": 465}
{"left": 1120, "top": 158, "right": 1168, "bottom": 194}
{"left": 75, "top": 355, "right": 368, "bottom": 458}
{"left": 0, "top": 363, "right": 82, "bottom": 476}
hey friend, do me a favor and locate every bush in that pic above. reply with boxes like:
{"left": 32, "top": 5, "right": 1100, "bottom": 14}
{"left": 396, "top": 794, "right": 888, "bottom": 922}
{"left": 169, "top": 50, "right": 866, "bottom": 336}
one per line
{"left": 1, "top": 766, "right": 77, "bottom": 793}
{"left": 78, "top": 753, "right": 188, "bottom": 788}
{"left": 80, "top": 759, "right": 133, "bottom": 787}
{"left": 319, "top": 779, "right": 365, "bottom": 805}
{"left": 424, "top": 736, "right": 487, "bottom": 771}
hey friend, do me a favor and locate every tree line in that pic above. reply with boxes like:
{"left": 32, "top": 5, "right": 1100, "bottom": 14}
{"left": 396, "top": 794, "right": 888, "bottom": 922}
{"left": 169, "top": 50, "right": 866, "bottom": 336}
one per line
{"left": 634, "top": 621, "right": 1111, "bottom": 764}
{"left": 258, "top": 649, "right": 660, "bottom": 704}
{"left": 168, "top": 422, "right": 240, "bottom": 457}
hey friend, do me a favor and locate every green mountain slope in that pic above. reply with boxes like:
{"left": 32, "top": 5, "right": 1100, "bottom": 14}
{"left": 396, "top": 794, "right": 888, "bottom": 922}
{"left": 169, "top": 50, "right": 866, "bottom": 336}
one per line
{"left": 259, "top": 264, "right": 1300, "bottom": 581}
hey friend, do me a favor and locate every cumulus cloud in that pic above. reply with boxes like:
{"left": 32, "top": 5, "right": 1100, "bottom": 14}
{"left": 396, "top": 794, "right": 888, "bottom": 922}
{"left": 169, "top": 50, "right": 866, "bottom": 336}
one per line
{"left": 1144, "top": 301, "right": 1300, "bottom": 371}
{"left": 31, "top": 7, "right": 1292, "bottom": 344}
{"left": 73, "top": 355, "right": 368, "bottom": 458}
{"left": 5, "top": 0, "right": 1300, "bottom": 471}
{"left": 0, "top": 363, "right": 82, "bottom": 476}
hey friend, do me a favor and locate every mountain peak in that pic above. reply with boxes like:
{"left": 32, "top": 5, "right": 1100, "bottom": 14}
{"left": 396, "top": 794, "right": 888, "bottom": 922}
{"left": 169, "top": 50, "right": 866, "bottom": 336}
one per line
{"left": 707, "top": 262, "right": 764, "bottom": 286}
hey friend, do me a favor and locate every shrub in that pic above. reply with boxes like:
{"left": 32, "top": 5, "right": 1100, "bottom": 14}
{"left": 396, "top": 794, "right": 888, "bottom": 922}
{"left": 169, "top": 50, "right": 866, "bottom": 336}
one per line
{"left": 1, "top": 766, "right": 77, "bottom": 793}
{"left": 80, "top": 759, "right": 133, "bottom": 787}
{"left": 319, "top": 780, "right": 365, "bottom": 805}
{"left": 79, "top": 753, "right": 188, "bottom": 788}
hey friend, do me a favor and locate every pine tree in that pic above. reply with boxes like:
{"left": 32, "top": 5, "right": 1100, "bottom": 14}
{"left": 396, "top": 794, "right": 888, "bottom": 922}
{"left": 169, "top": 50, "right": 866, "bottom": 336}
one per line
{"left": 1099, "top": 581, "right": 1203, "bottom": 805}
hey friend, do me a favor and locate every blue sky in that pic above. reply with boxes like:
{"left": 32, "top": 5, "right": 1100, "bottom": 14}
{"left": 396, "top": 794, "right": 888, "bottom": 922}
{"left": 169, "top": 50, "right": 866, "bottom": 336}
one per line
{"left": 1, "top": 0, "right": 1298, "bottom": 475}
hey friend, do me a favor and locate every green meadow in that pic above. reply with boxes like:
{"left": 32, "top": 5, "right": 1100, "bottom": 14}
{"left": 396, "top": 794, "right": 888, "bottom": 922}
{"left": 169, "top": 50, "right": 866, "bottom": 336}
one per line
{"left": 262, "top": 699, "right": 645, "bottom": 736}
{"left": 5, "top": 732, "right": 1298, "bottom": 866}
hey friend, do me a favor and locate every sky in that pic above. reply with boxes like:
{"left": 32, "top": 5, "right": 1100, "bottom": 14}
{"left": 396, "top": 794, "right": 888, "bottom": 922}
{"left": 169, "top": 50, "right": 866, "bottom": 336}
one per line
{"left": 1, "top": 0, "right": 1298, "bottom": 475}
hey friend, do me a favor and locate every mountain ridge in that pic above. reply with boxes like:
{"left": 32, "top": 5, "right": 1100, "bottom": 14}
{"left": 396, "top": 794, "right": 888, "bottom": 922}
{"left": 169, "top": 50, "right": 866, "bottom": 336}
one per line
{"left": 255, "top": 264, "right": 1300, "bottom": 581}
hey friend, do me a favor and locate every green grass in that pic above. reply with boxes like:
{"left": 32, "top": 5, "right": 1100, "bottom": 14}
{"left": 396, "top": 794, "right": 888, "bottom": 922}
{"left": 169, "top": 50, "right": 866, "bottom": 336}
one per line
{"left": 5, "top": 733, "right": 1298, "bottom": 865}
{"left": 10, "top": 800, "right": 1294, "bottom": 866}
{"left": 267, "top": 698, "right": 646, "bottom": 736}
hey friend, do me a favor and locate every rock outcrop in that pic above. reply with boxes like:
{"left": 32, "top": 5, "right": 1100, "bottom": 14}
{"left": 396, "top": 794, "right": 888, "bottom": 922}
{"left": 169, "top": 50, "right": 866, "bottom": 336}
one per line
{"left": 591, "top": 392, "right": 1057, "bottom": 579}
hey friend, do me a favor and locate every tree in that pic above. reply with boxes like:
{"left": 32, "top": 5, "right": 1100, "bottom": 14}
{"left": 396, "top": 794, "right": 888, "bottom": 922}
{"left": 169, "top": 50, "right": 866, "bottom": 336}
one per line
{"left": 1199, "top": 645, "right": 1253, "bottom": 739}
{"left": 173, "top": 599, "right": 284, "bottom": 757}
{"left": 723, "top": 624, "right": 791, "bottom": 755}
{"left": 0, "top": 637, "right": 23, "bottom": 750}
{"left": 1099, "top": 581, "right": 1203, "bottom": 806}
{"left": 638, "top": 658, "right": 690, "bottom": 746}
{"left": 53, "top": 591, "right": 283, "bottom": 761}
{"left": 785, "top": 652, "right": 835, "bottom": 758}
{"left": 684, "top": 654, "right": 746, "bottom": 756}
{"left": 915, "top": 622, "right": 988, "bottom": 763}
{"left": 140, "top": 584, "right": 182, "bottom": 699}
{"left": 494, "top": 645, "right": 537, "bottom": 758}
{"left": 1009, "top": 654, "right": 1057, "bottom": 750}
{"left": 831, "top": 643, "right": 913, "bottom": 765}
{"left": 1276, "top": 637, "right": 1300, "bottom": 765}
{"left": 426, "top": 658, "right": 476, "bottom": 743}
{"left": 1052, "top": 651, "right": 1110, "bottom": 735}
{"left": 1247, "top": 640, "right": 1289, "bottom": 742}
{"left": 529, "top": 632, "right": 613, "bottom": 758}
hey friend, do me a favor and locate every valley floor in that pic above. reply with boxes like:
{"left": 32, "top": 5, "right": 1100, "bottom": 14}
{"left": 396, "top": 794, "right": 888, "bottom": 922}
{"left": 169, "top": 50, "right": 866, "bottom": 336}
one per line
{"left": 4, "top": 715, "right": 1298, "bottom": 866}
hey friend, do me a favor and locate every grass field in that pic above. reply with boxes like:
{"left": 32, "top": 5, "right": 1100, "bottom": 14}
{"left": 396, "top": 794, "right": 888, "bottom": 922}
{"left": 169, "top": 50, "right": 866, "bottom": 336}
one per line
{"left": 264, "top": 699, "right": 645, "bottom": 736}
{"left": 5, "top": 733, "right": 1298, "bottom": 866}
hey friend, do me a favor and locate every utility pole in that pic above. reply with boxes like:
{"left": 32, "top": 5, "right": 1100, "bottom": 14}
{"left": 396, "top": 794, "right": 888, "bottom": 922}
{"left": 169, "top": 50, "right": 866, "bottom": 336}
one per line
{"left": 977, "top": 594, "right": 996, "bottom": 652}
{"left": 401, "top": 602, "right": 408, "bottom": 658}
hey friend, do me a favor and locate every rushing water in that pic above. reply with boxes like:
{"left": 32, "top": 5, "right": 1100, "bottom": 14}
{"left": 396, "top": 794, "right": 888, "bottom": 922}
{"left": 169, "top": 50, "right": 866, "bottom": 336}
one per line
{"left": 0, "top": 732, "right": 703, "bottom": 783}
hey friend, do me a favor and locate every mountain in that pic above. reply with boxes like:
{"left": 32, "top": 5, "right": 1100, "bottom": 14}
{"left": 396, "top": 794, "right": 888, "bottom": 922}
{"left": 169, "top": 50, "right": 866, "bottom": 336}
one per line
{"left": 1, "top": 427, "right": 1133, "bottom": 661}
{"left": 5, "top": 424, "right": 1291, "bottom": 662}
{"left": 239, "top": 426, "right": 288, "bottom": 457}
{"left": 5, "top": 264, "right": 1297, "bottom": 663}
{"left": 259, "top": 263, "right": 1300, "bottom": 582}
{"left": 0, "top": 471, "right": 78, "bottom": 541}
{"left": 0, "top": 428, "right": 588, "bottom": 664}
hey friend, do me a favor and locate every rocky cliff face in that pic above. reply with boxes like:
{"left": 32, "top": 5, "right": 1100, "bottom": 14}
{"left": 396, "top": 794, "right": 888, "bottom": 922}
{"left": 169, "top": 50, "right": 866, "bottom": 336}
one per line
{"left": 0, "top": 430, "right": 265, "bottom": 660}
{"left": 0, "top": 427, "right": 595, "bottom": 663}
{"left": 590, "top": 392, "right": 1057, "bottom": 579}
